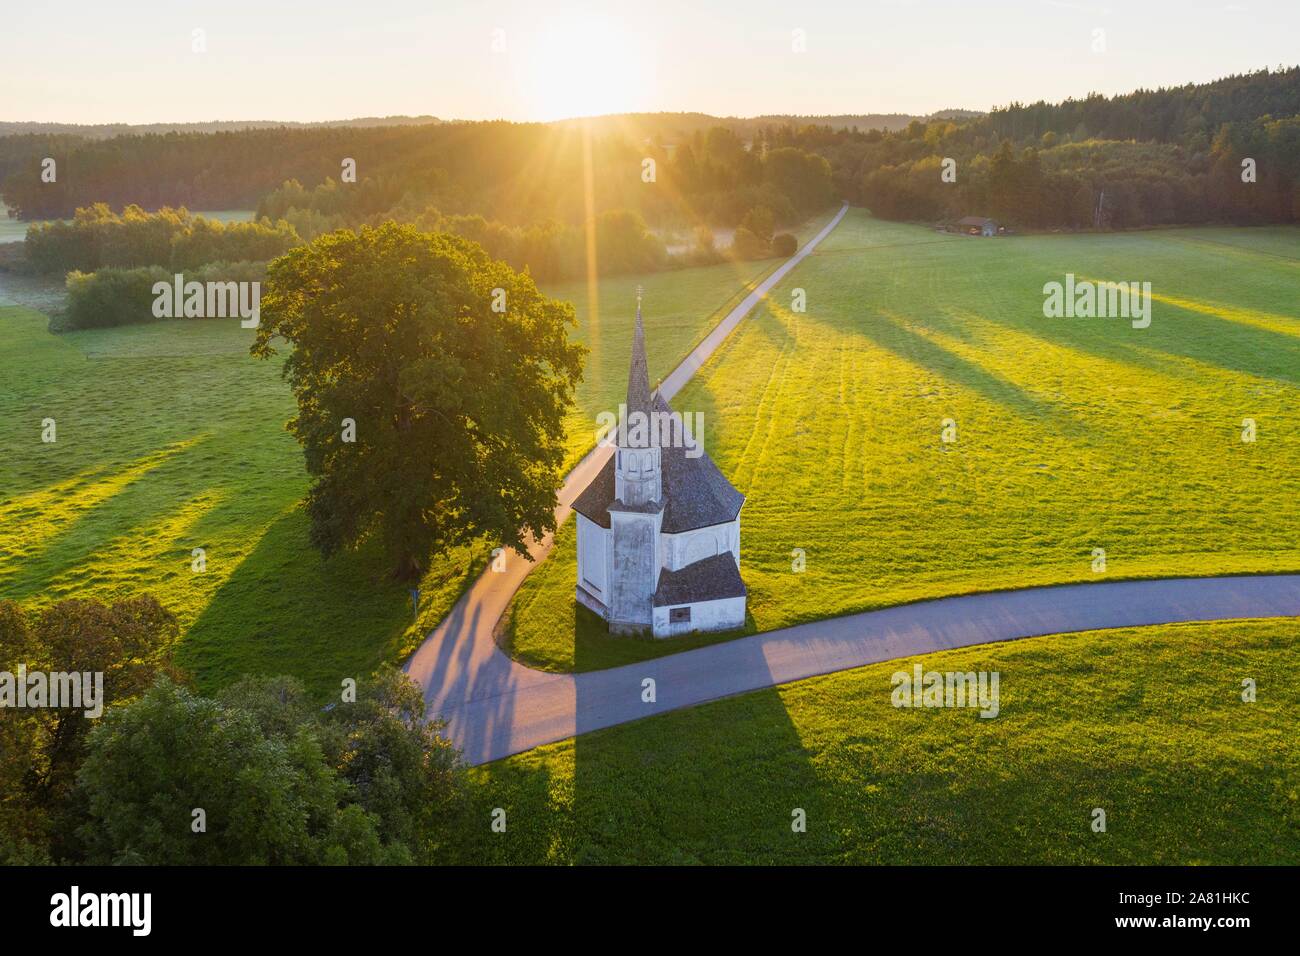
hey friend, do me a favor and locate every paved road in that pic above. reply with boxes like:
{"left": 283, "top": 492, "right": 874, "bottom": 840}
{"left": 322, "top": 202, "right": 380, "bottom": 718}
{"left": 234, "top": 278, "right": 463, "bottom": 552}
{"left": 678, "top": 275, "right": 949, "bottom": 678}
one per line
{"left": 416, "top": 567, "right": 1300, "bottom": 764}
{"left": 414, "top": 572, "right": 1300, "bottom": 765}
{"left": 404, "top": 204, "right": 1300, "bottom": 766}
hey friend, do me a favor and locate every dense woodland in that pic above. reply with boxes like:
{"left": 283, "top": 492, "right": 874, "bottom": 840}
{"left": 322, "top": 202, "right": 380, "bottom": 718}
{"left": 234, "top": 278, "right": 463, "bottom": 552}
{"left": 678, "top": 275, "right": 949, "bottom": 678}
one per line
{"left": 13, "top": 127, "right": 826, "bottom": 303}
{"left": 0, "top": 120, "right": 835, "bottom": 231}
{"left": 0, "top": 110, "right": 945, "bottom": 223}
{"left": 855, "top": 67, "right": 1300, "bottom": 227}
{"left": 4, "top": 68, "right": 1298, "bottom": 239}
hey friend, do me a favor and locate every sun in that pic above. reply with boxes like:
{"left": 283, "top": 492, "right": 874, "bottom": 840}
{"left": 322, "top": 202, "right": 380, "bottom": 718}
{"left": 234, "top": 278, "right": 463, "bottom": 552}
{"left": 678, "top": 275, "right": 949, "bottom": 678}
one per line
{"left": 519, "top": 17, "right": 656, "bottom": 121}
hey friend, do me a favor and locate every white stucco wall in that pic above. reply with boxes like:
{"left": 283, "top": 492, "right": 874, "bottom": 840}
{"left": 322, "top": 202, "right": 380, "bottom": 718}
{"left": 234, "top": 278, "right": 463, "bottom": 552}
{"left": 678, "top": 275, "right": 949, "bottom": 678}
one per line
{"left": 660, "top": 519, "right": 741, "bottom": 572}
{"left": 576, "top": 514, "right": 610, "bottom": 605}
{"left": 652, "top": 595, "right": 746, "bottom": 638}
{"left": 578, "top": 503, "right": 745, "bottom": 636}
{"left": 609, "top": 509, "right": 662, "bottom": 627}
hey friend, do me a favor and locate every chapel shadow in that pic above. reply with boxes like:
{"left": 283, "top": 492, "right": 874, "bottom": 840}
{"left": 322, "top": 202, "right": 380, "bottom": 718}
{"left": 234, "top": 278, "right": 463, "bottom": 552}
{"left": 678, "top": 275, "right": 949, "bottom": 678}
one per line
{"left": 566, "top": 623, "right": 835, "bottom": 865}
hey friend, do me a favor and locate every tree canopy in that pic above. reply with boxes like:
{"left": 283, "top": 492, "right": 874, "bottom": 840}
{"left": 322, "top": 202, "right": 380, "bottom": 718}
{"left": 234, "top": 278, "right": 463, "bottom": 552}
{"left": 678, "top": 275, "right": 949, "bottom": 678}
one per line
{"left": 253, "top": 223, "right": 585, "bottom": 580}
{"left": 0, "top": 595, "right": 179, "bottom": 861}
{"left": 75, "top": 668, "right": 461, "bottom": 865}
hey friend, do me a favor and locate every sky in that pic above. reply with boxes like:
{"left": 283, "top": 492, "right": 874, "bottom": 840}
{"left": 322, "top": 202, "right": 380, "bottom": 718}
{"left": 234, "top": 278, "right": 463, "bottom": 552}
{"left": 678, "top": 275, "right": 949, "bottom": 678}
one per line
{"left": 4, "top": 0, "right": 1297, "bottom": 125}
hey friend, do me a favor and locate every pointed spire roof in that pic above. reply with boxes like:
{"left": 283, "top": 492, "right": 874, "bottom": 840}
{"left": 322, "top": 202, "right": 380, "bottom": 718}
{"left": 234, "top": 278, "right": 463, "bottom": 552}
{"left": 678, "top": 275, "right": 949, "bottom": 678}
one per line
{"left": 626, "top": 287, "right": 652, "bottom": 424}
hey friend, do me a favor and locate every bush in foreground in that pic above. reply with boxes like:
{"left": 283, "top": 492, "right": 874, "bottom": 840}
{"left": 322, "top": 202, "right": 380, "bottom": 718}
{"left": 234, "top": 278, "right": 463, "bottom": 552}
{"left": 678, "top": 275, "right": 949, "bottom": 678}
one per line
{"left": 0, "top": 595, "right": 180, "bottom": 862}
{"left": 75, "top": 667, "right": 462, "bottom": 865}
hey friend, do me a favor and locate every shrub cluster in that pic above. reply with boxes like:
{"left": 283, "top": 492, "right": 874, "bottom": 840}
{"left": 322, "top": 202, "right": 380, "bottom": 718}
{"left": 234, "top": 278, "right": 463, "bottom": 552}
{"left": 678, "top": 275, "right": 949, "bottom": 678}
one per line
{"left": 25, "top": 203, "right": 298, "bottom": 274}
{"left": 58, "top": 260, "right": 265, "bottom": 330}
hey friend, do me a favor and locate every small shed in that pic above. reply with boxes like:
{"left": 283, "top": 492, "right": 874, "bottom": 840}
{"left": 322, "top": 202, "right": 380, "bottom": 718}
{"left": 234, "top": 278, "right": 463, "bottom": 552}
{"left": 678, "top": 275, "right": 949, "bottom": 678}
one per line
{"left": 957, "top": 216, "right": 1000, "bottom": 237}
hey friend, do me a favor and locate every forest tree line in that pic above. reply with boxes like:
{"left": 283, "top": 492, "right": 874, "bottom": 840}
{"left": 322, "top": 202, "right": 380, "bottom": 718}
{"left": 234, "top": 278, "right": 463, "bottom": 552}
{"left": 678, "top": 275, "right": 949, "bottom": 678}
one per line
{"left": 18, "top": 136, "right": 822, "bottom": 323}
{"left": 850, "top": 66, "right": 1300, "bottom": 226}
{"left": 846, "top": 66, "right": 1300, "bottom": 227}
{"left": 3, "top": 67, "right": 1296, "bottom": 303}
{"left": 24, "top": 203, "right": 298, "bottom": 273}
{"left": 0, "top": 118, "right": 834, "bottom": 233}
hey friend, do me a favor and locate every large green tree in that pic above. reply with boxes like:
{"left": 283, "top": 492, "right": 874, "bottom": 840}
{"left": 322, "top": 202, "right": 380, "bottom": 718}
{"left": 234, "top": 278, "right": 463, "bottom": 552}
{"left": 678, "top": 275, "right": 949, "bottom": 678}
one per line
{"left": 76, "top": 678, "right": 380, "bottom": 865}
{"left": 253, "top": 223, "right": 585, "bottom": 580}
{"left": 75, "top": 670, "right": 462, "bottom": 865}
{"left": 0, "top": 595, "right": 179, "bottom": 861}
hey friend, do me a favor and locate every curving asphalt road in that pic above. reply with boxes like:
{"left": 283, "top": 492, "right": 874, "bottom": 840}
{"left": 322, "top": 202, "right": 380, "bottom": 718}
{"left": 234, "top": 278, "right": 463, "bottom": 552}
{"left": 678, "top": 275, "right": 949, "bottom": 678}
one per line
{"left": 404, "top": 203, "right": 1300, "bottom": 766}
{"left": 413, "top": 574, "right": 1300, "bottom": 766}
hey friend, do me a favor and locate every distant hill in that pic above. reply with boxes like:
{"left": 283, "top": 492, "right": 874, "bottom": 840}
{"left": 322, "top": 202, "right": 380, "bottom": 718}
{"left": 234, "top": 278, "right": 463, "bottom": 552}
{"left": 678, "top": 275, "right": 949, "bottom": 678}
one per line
{"left": 752, "top": 110, "right": 984, "bottom": 132}
{"left": 0, "top": 117, "right": 441, "bottom": 139}
{"left": 0, "top": 110, "right": 977, "bottom": 144}
{"left": 3, "top": 66, "right": 1294, "bottom": 228}
{"left": 545, "top": 109, "right": 983, "bottom": 139}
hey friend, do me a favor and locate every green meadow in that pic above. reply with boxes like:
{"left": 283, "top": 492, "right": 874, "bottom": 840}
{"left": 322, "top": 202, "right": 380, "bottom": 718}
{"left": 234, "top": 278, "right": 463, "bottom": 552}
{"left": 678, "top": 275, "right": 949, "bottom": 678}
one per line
{"left": 504, "top": 210, "right": 1300, "bottom": 672}
{"left": 0, "top": 242, "right": 808, "bottom": 696}
{"left": 3, "top": 208, "right": 1297, "bottom": 866}
{"left": 549, "top": 211, "right": 838, "bottom": 467}
{"left": 448, "top": 618, "right": 1300, "bottom": 865}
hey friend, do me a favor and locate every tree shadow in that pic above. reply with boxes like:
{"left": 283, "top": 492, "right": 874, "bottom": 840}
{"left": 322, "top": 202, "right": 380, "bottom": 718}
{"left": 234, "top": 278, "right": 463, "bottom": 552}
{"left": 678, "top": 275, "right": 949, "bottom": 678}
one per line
{"left": 0, "top": 438, "right": 204, "bottom": 597}
{"left": 181, "top": 505, "right": 413, "bottom": 697}
{"left": 986, "top": 291, "right": 1300, "bottom": 390}
{"left": 440, "top": 748, "right": 572, "bottom": 864}
{"left": 947, "top": 243, "right": 1300, "bottom": 388}
{"left": 856, "top": 309, "right": 1070, "bottom": 424}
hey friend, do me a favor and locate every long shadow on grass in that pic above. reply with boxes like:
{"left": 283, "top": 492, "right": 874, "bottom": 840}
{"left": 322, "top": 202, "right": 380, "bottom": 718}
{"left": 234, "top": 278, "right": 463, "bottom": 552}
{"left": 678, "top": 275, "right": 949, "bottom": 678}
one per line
{"left": 567, "top": 640, "right": 834, "bottom": 864}
{"left": 0, "top": 439, "right": 205, "bottom": 598}
{"left": 181, "top": 506, "right": 411, "bottom": 697}
{"left": 854, "top": 310, "right": 1063, "bottom": 423}
{"left": 969, "top": 271, "right": 1300, "bottom": 389}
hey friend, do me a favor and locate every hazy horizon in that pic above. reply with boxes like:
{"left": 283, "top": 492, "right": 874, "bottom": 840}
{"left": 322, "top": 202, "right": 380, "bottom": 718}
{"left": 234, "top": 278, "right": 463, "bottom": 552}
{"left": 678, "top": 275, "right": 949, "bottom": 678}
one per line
{"left": 6, "top": 0, "right": 1298, "bottom": 126}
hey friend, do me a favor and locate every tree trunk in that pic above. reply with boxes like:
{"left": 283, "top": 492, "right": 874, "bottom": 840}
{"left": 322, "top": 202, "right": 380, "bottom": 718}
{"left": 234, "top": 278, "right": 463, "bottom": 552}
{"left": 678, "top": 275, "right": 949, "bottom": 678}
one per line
{"left": 392, "top": 552, "right": 422, "bottom": 583}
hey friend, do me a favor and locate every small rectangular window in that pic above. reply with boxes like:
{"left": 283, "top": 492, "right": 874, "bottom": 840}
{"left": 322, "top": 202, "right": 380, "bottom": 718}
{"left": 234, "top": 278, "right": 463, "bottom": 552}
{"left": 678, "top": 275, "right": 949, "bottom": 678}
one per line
{"left": 669, "top": 606, "right": 691, "bottom": 623}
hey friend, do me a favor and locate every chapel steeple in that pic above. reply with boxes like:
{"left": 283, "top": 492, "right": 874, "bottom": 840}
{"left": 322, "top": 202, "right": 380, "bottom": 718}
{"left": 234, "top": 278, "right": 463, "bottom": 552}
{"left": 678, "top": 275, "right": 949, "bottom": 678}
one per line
{"left": 626, "top": 287, "right": 653, "bottom": 428}
{"left": 614, "top": 287, "right": 662, "bottom": 507}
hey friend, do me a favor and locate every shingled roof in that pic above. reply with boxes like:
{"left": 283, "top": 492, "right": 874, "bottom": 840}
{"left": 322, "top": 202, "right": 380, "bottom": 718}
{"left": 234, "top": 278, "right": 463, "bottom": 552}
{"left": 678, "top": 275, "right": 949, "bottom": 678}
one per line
{"left": 572, "top": 392, "right": 745, "bottom": 533}
{"left": 653, "top": 551, "right": 747, "bottom": 607}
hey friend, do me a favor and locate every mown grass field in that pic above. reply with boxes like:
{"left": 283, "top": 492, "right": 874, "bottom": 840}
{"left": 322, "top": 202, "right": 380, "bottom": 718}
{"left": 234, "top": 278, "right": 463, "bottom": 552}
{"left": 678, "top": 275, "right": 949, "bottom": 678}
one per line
{"left": 504, "top": 211, "right": 1300, "bottom": 672}
{"left": 548, "top": 212, "right": 837, "bottom": 467}
{"left": 450, "top": 618, "right": 1300, "bottom": 864}
{"left": 0, "top": 311, "right": 441, "bottom": 694}
{"left": 0, "top": 233, "right": 811, "bottom": 695}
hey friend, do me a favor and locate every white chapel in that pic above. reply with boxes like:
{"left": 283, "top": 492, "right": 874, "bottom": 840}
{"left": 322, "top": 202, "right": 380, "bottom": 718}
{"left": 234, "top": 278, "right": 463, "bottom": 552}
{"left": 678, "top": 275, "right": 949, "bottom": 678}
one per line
{"left": 572, "top": 295, "right": 748, "bottom": 638}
